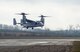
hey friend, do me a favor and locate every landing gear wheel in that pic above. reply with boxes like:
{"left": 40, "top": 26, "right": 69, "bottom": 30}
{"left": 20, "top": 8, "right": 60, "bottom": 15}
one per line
{"left": 26, "top": 27, "right": 28, "bottom": 29}
{"left": 32, "top": 27, "right": 34, "bottom": 29}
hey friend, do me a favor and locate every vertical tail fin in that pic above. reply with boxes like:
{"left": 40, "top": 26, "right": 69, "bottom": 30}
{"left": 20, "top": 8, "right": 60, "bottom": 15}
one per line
{"left": 13, "top": 18, "right": 17, "bottom": 25}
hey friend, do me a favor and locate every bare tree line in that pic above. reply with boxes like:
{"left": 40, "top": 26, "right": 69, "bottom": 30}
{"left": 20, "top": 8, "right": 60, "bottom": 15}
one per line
{"left": 0, "top": 24, "right": 80, "bottom": 38}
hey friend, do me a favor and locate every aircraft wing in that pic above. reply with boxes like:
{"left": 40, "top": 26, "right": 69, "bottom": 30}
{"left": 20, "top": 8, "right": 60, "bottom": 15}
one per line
{"left": 26, "top": 19, "right": 36, "bottom": 23}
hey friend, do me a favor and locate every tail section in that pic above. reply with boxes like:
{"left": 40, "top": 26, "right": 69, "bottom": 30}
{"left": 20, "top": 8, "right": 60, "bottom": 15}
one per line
{"left": 13, "top": 18, "right": 17, "bottom": 25}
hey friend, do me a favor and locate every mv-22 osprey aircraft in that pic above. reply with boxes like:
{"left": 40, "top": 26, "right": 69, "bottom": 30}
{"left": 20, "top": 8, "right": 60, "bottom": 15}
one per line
{"left": 13, "top": 13, "right": 49, "bottom": 29}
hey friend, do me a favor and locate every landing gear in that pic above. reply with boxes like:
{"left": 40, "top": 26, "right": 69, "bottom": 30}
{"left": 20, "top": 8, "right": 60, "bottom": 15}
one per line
{"left": 26, "top": 27, "right": 34, "bottom": 29}
{"left": 32, "top": 27, "right": 34, "bottom": 29}
{"left": 26, "top": 27, "right": 28, "bottom": 29}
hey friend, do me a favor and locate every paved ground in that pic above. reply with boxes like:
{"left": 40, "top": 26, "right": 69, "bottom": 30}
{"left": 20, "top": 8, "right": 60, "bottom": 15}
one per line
{"left": 0, "top": 39, "right": 80, "bottom": 46}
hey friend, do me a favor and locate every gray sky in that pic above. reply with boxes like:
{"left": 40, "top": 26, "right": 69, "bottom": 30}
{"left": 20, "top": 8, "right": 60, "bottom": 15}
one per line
{"left": 0, "top": 0, "right": 80, "bottom": 30}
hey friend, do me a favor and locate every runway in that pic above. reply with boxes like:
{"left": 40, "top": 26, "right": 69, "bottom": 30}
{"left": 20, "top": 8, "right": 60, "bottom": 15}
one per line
{"left": 0, "top": 39, "right": 80, "bottom": 46}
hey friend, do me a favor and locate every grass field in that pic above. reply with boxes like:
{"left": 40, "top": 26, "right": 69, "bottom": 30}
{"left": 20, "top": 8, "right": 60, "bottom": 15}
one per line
{"left": 0, "top": 45, "right": 72, "bottom": 52}
{"left": 0, "top": 41, "right": 80, "bottom": 52}
{"left": 0, "top": 39, "right": 79, "bottom": 52}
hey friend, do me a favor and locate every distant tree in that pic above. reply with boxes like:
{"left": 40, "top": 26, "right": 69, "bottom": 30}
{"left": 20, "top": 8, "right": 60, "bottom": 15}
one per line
{"left": 68, "top": 25, "right": 73, "bottom": 30}
{"left": 14, "top": 25, "right": 20, "bottom": 30}
{"left": 75, "top": 24, "right": 80, "bottom": 30}
{"left": 0, "top": 24, "right": 2, "bottom": 29}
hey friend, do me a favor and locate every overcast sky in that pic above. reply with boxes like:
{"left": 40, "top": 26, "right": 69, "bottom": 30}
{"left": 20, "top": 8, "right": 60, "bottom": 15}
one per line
{"left": 0, "top": 0, "right": 80, "bottom": 30}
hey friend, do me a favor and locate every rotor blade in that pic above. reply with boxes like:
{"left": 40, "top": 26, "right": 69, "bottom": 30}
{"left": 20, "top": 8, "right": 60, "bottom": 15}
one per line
{"left": 39, "top": 15, "right": 50, "bottom": 17}
{"left": 16, "top": 12, "right": 29, "bottom": 15}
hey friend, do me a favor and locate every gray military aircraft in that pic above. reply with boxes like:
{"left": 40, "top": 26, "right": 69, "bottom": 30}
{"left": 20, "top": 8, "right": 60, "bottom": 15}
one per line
{"left": 13, "top": 13, "right": 48, "bottom": 29}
